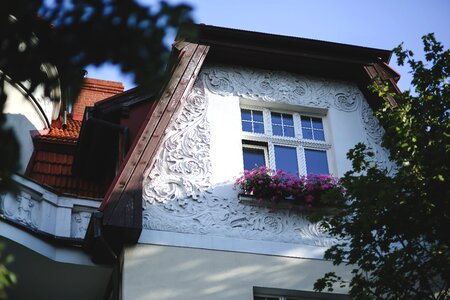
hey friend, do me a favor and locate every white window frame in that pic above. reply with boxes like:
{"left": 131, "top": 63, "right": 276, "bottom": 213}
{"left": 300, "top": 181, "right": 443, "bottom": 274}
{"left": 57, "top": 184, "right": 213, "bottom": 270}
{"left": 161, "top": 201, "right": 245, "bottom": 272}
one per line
{"left": 254, "top": 295, "right": 289, "bottom": 300}
{"left": 242, "top": 143, "right": 270, "bottom": 168}
{"left": 253, "top": 287, "right": 349, "bottom": 300}
{"left": 254, "top": 293, "right": 346, "bottom": 300}
{"left": 240, "top": 104, "right": 332, "bottom": 176}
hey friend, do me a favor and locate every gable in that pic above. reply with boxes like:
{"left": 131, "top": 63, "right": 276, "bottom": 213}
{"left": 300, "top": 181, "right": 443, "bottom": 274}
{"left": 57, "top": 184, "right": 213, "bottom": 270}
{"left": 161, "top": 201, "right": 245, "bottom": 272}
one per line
{"left": 138, "top": 63, "right": 392, "bottom": 258}
{"left": 86, "top": 25, "right": 399, "bottom": 262}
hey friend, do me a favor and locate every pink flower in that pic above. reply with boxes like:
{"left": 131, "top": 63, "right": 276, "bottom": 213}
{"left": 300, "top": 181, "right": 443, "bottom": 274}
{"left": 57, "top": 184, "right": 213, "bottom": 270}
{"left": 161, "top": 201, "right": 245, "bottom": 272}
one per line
{"left": 235, "top": 167, "right": 343, "bottom": 209}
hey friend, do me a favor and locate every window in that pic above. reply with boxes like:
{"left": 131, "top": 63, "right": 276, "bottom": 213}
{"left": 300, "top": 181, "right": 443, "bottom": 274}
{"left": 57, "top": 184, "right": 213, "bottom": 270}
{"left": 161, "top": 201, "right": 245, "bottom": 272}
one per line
{"left": 274, "top": 145, "right": 299, "bottom": 176}
{"left": 254, "top": 287, "right": 348, "bottom": 300}
{"left": 301, "top": 116, "right": 325, "bottom": 141}
{"left": 242, "top": 144, "right": 268, "bottom": 171}
{"left": 271, "top": 112, "right": 295, "bottom": 137}
{"left": 254, "top": 296, "right": 298, "bottom": 300}
{"left": 305, "top": 149, "right": 329, "bottom": 174}
{"left": 254, "top": 294, "right": 345, "bottom": 300}
{"left": 241, "top": 107, "right": 331, "bottom": 176}
{"left": 241, "top": 109, "right": 265, "bottom": 134}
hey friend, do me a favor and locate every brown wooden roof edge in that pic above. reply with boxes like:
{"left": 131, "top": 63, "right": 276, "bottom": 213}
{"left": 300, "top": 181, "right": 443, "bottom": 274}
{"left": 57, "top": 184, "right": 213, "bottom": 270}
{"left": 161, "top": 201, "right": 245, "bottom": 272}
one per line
{"left": 100, "top": 41, "right": 208, "bottom": 214}
{"left": 179, "top": 23, "right": 393, "bottom": 64}
{"left": 101, "top": 42, "right": 209, "bottom": 221}
{"left": 82, "top": 42, "right": 209, "bottom": 263}
{"left": 363, "top": 62, "right": 401, "bottom": 108}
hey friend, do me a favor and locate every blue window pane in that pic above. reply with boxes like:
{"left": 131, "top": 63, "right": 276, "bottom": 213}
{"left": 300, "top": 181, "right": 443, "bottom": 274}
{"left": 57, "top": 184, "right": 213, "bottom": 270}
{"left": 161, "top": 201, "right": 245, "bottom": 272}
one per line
{"left": 283, "top": 115, "right": 294, "bottom": 126}
{"left": 301, "top": 116, "right": 312, "bottom": 128}
{"left": 271, "top": 112, "right": 282, "bottom": 124}
{"left": 242, "top": 121, "right": 252, "bottom": 132}
{"left": 241, "top": 109, "right": 252, "bottom": 121}
{"left": 274, "top": 145, "right": 299, "bottom": 177}
{"left": 302, "top": 128, "right": 313, "bottom": 139}
{"left": 253, "top": 122, "right": 265, "bottom": 133}
{"left": 243, "top": 148, "right": 266, "bottom": 171}
{"left": 305, "top": 149, "right": 329, "bottom": 174}
{"left": 284, "top": 127, "right": 295, "bottom": 137}
{"left": 272, "top": 125, "right": 283, "bottom": 136}
{"left": 314, "top": 130, "right": 325, "bottom": 141}
{"left": 312, "top": 118, "right": 323, "bottom": 129}
{"left": 252, "top": 110, "right": 264, "bottom": 122}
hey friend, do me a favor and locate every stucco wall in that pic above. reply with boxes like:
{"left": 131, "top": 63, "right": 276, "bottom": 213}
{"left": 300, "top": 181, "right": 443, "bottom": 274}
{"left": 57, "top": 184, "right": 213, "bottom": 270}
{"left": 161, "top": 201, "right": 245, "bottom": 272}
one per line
{"left": 123, "top": 244, "right": 351, "bottom": 300}
{"left": 3, "top": 81, "right": 57, "bottom": 172}
{"left": 139, "top": 64, "right": 391, "bottom": 258}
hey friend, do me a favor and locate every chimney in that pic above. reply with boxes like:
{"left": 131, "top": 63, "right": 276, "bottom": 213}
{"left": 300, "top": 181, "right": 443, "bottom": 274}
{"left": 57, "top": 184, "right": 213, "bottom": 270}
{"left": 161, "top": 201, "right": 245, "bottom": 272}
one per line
{"left": 71, "top": 78, "right": 124, "bottom": 121}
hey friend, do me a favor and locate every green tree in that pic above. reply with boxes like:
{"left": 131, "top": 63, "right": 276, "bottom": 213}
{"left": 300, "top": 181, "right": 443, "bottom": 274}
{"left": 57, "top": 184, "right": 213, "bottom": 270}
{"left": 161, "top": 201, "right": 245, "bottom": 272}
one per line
{"left": 0, "top": 244, "right": 16, "bottom": 300}
{"left": 314, "top": 34, "right": 450, "bottom": 299}
{"left": 0, "top": 0, "right": 193, "bottom": 193}
{"left": 0, "top": 1, "right": 193, "bottom": 297}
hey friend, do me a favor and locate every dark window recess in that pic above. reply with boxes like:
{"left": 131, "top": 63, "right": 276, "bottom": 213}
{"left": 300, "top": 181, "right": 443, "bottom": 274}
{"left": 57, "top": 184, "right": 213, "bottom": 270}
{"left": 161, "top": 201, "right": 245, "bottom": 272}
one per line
{"left": 305, "top": 149, "right": 329, "bottom": 174}
{"left": 274, "top": 145, "right": 299, "bottom": 176}
{"left": 243, "top": 146, "right": 267, "bottom": 171}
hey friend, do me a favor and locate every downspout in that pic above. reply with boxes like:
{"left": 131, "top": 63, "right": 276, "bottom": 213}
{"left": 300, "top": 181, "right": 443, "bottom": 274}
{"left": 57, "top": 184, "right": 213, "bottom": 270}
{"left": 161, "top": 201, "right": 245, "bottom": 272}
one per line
{"left": 84, "top": 212, "right": 122, "bottom": 300}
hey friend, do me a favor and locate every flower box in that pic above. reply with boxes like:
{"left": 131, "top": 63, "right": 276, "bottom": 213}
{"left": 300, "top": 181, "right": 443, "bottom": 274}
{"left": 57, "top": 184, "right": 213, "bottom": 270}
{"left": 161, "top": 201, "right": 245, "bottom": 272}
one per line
{"left": 235, "top": 166, "right": 345, "bottom": 212}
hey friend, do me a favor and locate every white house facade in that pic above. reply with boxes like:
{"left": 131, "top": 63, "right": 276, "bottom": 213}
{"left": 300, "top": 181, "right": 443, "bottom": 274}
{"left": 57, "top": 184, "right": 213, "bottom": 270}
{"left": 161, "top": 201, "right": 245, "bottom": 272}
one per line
{"left": 1, "top": 24, "right": 401, "bottom": 299}
{"left": 121, "top": 59, "right": 393, "bottom": 299}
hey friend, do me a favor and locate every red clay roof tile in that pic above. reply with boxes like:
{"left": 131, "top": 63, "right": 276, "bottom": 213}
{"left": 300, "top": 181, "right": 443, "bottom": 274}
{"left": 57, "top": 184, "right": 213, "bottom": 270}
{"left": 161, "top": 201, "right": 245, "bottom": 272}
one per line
{"left": 27, "top": 117, "right": 107, "bottom": 199}
{"left": 27, "top": 77, "right": 125, "bottom": 199}
{"left": 34, "top": 118, "right": 81, "bottom": 144}
{"left": 27, "top": 153, "right": 107, "bottom": 199}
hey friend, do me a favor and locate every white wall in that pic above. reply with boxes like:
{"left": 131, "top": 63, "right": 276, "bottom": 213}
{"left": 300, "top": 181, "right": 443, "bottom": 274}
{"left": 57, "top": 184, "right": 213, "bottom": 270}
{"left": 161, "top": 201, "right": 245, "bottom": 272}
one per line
{"left": 0, "top": 175, "right": 101, "bottom": 241}
{"left": 203, "top": 65, "right": 386, "bottom": 179}
{"left": 3, "top": 81, "right": 58, "bottom": 173}
{"left": 131, "top": 64, "right": 396, "bottom": 299}
{"left": 123, "top": 244, "right": 351, "bottom": 300}
{"left": 140, "top": 64, "right": 391, "bottom": 259}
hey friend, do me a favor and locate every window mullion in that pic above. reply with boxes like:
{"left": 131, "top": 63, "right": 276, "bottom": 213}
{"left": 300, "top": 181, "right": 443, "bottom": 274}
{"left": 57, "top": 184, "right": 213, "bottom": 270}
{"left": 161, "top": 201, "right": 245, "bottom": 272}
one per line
{"left": 263, "top": 108, "right": 271, "bottom": 136}
{"left": 297, "top": 146, "right": 307, "bottom": 176}
{"left": 293, "top": 113, "right": 301, "bottom": 139}
{"left": 268, "top": 142, "right": 276, "bottom": 170}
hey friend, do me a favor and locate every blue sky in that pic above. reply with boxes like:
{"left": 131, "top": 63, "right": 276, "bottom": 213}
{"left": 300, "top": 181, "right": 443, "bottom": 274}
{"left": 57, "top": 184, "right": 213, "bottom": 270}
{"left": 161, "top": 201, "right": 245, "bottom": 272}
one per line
{"left": 86, "top": 0, "right": 450, "bottom": 91}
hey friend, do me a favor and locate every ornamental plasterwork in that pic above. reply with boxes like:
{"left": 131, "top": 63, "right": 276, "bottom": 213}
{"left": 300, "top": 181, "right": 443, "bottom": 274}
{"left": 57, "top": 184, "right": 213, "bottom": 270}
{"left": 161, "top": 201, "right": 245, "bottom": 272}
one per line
{"left": 0, "top": 191, "right": 40, "bottom": 229}
{"left": 144, "top": 193, "right": 337, "bottom": 247}
{"left": 142, "top": 73, "right": 336, "bottom": 247}
{"left": 142, "top": 65, "right": 392, "bottom": 248}
{"left": 202, "top": 64, "right": 362, "bottom": 112}
{"left": 359, "top": 100, "right": 394, "bottom": 173}
{"left": 202, "top": 66, "right": 326, "bottom": 107}
{"left": 0, "top": 182, "right": 101, "bottom": 240}
{"left": 142, "top": 79, "right": 211, "bottom": 207}
{"left": 70, "top": 208, "right": 95, "bottom": 239}
{"left": 201, "top": 64, "right": 391, "bottom": 172}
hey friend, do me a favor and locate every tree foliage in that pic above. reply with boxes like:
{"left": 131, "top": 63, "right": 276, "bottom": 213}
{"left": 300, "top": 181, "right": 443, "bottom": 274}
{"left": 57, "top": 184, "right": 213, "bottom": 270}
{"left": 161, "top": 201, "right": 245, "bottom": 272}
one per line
{"left": 0, "top": 0, "right": 193, "bottom": 192}
{"left": 314, "top": 34, "right": 450, "bottom": 299}
{"left": 0, "top": 244, "right": 16, "bottom": 300}
{"left": 0, "top": 1, "right": 193, "bottom": 296}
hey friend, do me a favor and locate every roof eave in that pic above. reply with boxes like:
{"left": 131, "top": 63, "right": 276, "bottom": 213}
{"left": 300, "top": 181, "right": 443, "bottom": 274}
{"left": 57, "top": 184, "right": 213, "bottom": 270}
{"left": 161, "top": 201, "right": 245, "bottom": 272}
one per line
{"left": 191, "top": 24, "right": 393, "bottom": 64}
